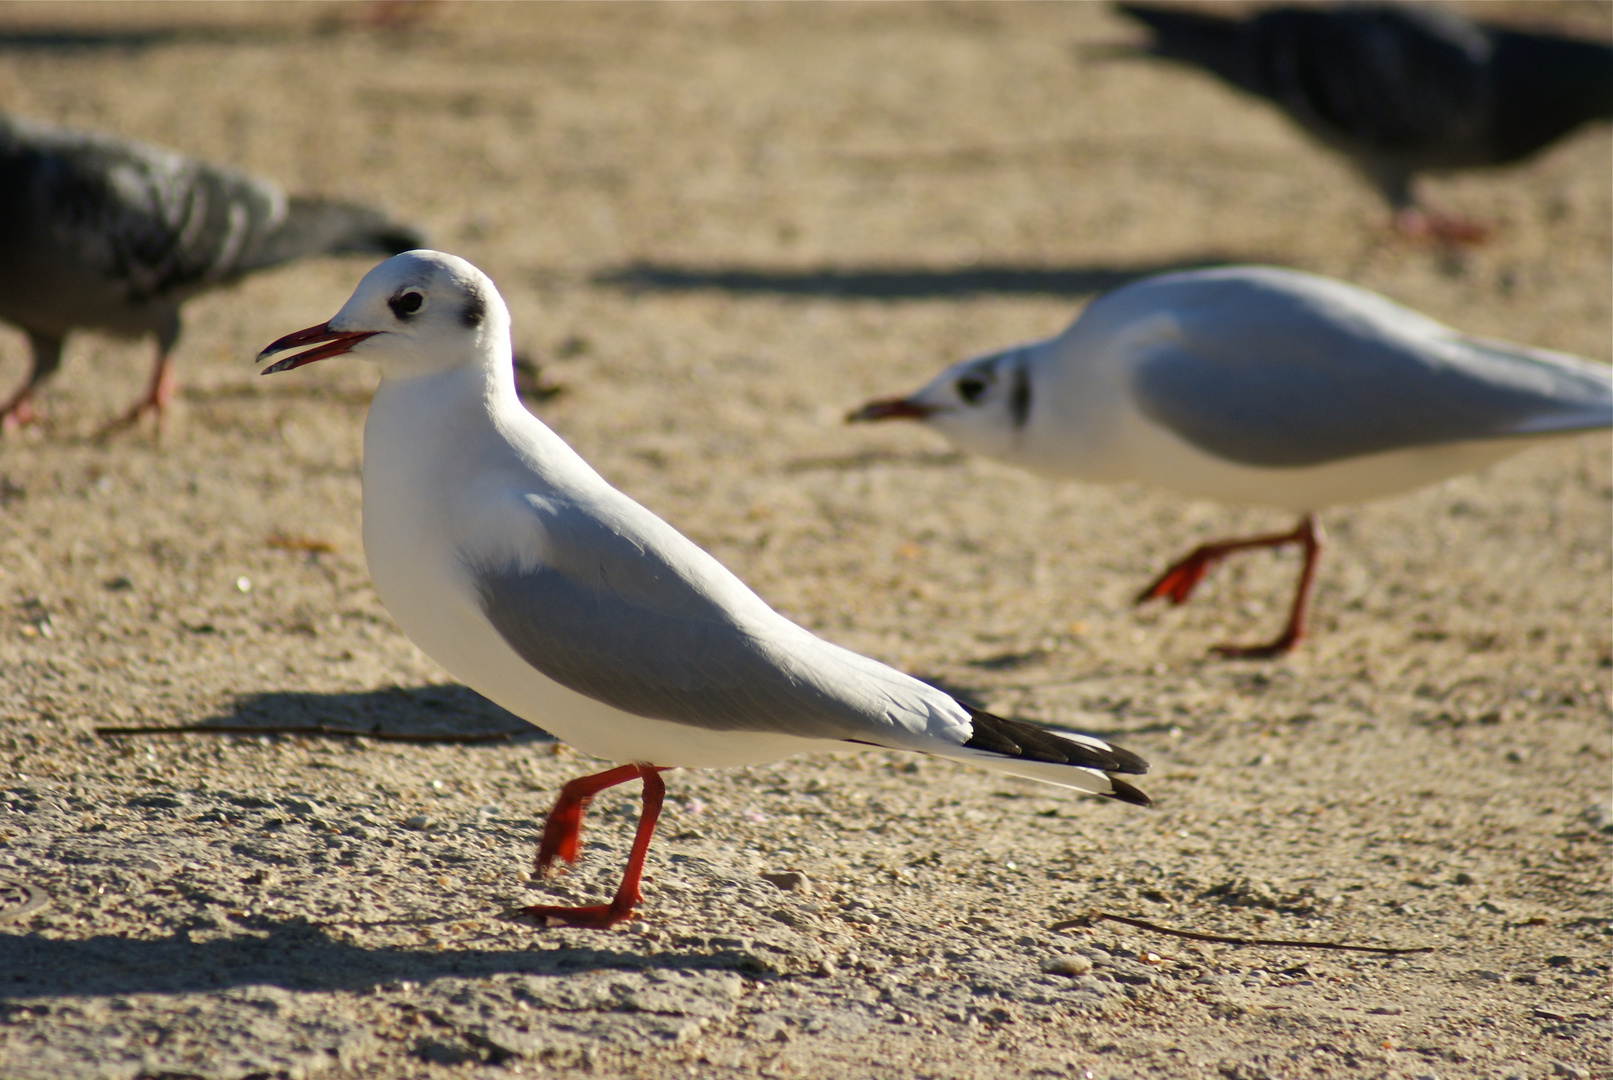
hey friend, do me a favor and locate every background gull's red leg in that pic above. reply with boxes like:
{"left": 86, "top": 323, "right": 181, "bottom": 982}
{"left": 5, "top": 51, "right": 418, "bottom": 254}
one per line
{"left": 1137, "top": 514, "right": 1323, "bottom": 657}
{"left": 1212, "top": 516, "right": 1323, "bottom": 659}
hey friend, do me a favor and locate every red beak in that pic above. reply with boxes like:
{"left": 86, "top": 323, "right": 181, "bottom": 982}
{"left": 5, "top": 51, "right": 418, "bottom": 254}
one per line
{"left": 845, "top": 397, "right": 938, "bottom": 423}
{"left": 257, "top": 323, "right": 378, "bottom": 374}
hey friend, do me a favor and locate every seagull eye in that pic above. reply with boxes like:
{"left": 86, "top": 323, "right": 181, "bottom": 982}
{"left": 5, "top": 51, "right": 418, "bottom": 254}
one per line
{"left": 389, "top": 291, "right": 424, "bottom": 318}
{"left": 956, "top": 376, "right": 990, "bottom": 404}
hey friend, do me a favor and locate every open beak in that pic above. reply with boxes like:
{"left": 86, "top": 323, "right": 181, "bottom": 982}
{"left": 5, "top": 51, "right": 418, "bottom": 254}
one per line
{"left": 845, "top": 397, "right": 938, "bottom": 423}
{"left": 256, "top": 323, "right": 378, "bottom": 374}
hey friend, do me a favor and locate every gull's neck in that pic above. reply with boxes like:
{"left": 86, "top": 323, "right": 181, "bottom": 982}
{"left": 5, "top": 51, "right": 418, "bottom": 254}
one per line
{"left": 366, "top": 342, "right": 593, "bottom": 495}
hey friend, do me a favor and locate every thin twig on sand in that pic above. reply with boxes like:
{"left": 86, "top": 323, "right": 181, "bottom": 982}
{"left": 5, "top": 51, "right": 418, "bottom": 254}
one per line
{"left": 1051, "top": 912, "right": 1434, "bottom": 955}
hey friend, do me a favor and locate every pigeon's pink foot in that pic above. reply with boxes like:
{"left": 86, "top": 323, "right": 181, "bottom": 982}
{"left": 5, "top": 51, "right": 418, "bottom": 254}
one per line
{"left": 101, "top": 356, "right": 176, "bottom": 435}
{"left": 1394, "top": 207, "right": 1491, "bottom": 246}
{"left": 0, "top": 394, "right": 41, "bottom": 432}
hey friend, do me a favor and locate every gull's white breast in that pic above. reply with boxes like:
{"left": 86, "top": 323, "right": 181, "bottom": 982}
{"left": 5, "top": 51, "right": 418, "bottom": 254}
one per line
{"left": 359, "top": 368, "right": 839, "bottom": 768}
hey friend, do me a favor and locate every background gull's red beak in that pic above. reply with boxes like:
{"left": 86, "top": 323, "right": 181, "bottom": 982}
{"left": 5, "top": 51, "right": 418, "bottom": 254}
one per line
{"left": 256, "top": 323, "right": 378, "bottom": 374}
{"left": 845, "top": 397, "right": 939, "bottom": 423}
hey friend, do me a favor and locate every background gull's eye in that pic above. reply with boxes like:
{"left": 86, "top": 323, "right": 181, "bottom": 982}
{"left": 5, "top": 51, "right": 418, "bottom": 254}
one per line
{"left": 956, "top": 376, "right": 989, "bottom": 404}
{"left": 390, "top": 290, "right": 424, "bottom": 318}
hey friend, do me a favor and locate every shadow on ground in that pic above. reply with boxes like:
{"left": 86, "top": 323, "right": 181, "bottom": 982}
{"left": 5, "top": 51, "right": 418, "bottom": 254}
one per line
{"left": 0, "top": 916, "right": 763, "bottom": 1001}
{"left": 203, "top": 684, "right": 548, "bottom": 742}
{"left": 594, "top": 254, "right": 1259, "bottom": 300}
{"left": 0, "top": 24, "right": 316, "bottom": 52}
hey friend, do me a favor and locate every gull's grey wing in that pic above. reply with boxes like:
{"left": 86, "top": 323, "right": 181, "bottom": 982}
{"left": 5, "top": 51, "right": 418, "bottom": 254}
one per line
{"left": 1128, "top": 274, "right": 1613, "bottom": 468}
{"left": 473, "top": 494, "right": 1147, "bottom": 785}
{"left": 470, "top": 493, "right": 938, "bottom": 741}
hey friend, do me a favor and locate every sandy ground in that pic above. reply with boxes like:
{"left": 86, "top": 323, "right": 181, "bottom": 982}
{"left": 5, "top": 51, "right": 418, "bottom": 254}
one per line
{"left": 0, "top": 3, "right": 1608, "bottom": 1078}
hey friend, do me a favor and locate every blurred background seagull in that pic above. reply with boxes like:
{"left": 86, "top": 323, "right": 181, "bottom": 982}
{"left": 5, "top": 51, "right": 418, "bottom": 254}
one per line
{"left": 1113, "top": 2, "right": 1613, "bottom": 243}
{"left": 0, "top": 113, "right": 424, "bottom": 431}
{"left": 256, "top": 250, "right": 1150, "bottom": 928}
{"left": 849, "top": 265, "right": 1613, "bottom": 658}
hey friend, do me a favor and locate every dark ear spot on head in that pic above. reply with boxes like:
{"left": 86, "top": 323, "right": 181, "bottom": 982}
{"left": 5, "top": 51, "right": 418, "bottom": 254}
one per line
{"left": 461, "top": 289, "right": 486, "bottom": 328}
{"left": 1009, "top": 361, "right": 1032, "bottom": 429}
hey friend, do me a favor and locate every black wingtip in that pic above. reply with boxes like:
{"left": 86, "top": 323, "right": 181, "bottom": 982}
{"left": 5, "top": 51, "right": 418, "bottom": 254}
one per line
{"left": 1099, "top": 742, "right": 1151, "bottom": 777}
{"left": 962, "top": 707, "right": 1150, "bottom": 777}
{"left": 1106, "top": 777, "right": 1153, "bottom": 807}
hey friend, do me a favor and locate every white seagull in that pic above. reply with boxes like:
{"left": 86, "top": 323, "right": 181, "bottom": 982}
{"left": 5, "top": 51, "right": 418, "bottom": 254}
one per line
{"left": 850, "top": 265, "right": 1612, "bottom": 657}
{"left": 257, "top": 250, "right": 1150, "bottom": 928}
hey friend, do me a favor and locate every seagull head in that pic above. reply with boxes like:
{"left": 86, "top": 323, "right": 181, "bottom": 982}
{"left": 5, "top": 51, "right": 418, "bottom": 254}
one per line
{"left": 257, "top": 250, "right": 509, "bottom": 379}
{"left": 847, "top": 347, "right": 1034, "bottom": 459}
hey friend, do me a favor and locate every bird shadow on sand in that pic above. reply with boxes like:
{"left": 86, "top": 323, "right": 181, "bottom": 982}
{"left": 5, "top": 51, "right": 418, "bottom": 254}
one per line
{"left": 593, "top": 254, "right": 1262, "bottom": 301}
{"left": 148, "top": 684, "right": 553, "bottom": 745}
{"left": 0, "top": 916, "right": 764, "bottom": 1002}
{"left": 0, "top": 24, "right": 312, "bottom": 53}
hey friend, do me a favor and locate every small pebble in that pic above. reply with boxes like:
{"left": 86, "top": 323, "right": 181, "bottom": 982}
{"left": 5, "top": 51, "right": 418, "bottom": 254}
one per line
{"left": 760, "top": 871, "right": 808, "bottom": 893}
{"left": 404, "top": 815, "right": 431, "bottom": 830}
{"left": 1040, "top": 955, "right": 1093, "bottom": 977}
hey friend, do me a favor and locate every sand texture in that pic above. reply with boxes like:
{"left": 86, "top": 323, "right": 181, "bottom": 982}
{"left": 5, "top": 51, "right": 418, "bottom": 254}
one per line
{"left": 0, "top": 3, "right": 1608, "bottom": 1078}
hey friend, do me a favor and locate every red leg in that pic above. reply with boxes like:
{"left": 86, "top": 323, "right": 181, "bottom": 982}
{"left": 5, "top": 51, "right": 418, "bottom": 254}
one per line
{"left": 1393, "top": 206, "right": 1491, "bottom": 247}
{"left": 533, "top": 763, "right": 647, "bottom": 874}
{"left": 101, "top": 353, "right": 177, "bottom": 434}
{"left": 0, "top": 391, "right": 41, "bottom": 433}
{"left": 1137, "top": 515, "right": 1323, "bottom": 658}
{"left": 527, "top": 763, "right": 669, "bottom": 928}
{"left": 1211, "top": 516, "right": 1323, "bottom": 659}
{"left": 2, "top": 331, "right": 64, "bottom": 432}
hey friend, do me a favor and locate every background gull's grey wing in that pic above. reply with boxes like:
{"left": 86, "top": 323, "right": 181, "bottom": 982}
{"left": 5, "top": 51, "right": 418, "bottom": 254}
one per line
{"left": 471, "top": 492, "right": 962, "bottom": 743}
{"left": 1128, "top": 274, "right": 1613, "bottom": 469}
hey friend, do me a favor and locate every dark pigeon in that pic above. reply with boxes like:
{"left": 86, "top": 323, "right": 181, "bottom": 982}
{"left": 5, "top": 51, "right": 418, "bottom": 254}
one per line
{"left": 1113, "top": 3, "right": 1613, "bottom": 242}
{"left": 0, "top": 114, "right": 425, "bottom": 430}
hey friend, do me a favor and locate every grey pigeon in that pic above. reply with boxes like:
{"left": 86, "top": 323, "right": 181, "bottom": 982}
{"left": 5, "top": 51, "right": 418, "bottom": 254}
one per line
{"left": 0, "top": 114, "right": 425, "bottom": 430}
{"left": 1114, "top": 3, "right": 1613, "bottom": 242}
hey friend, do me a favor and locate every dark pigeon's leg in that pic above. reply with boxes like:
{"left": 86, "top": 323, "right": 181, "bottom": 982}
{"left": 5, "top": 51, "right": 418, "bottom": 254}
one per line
{"left": 103, "top": 312, "right": 182, "bottom": 433}
{"left": 527, "top": 763, "right": 670, "bottom": 928}
{"left": 1137, "top": 514, "right": 1323, "bottom": 658}
{"left": 1371, "top": 163, "right": 1491, "bottom": 245}
{"left": 0, "top": 331, "right": 65, "bottom": 431}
